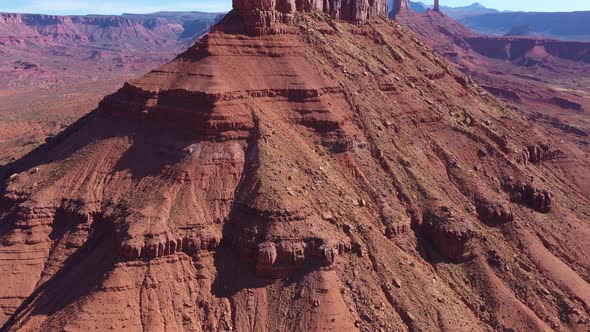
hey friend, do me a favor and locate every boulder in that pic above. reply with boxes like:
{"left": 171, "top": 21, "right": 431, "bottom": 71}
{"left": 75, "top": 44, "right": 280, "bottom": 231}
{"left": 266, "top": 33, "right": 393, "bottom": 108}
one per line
{"left": 475, "top": 198, "right": 514, "bottom": 226}
{"left": 422, "top": 207, "right": 476, "bottom": 262}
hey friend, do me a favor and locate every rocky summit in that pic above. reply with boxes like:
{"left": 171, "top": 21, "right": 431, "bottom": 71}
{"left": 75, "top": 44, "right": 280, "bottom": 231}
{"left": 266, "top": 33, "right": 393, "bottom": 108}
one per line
{"left": 0, "top": 1, "right": 589, "bottom": 332}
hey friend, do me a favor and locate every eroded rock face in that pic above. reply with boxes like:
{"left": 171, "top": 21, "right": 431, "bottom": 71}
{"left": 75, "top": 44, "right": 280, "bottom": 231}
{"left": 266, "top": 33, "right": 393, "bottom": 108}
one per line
{"left": 233, "top": 0, "right": 388, "bottom": 20}
{"left": 254, "top": 239, "right": 350, "bottom": 277}
{"left": 519, "top": 143, "right": 562, "bottom": 165}
{"left": 228, "top": 0, "right": 388, "bottom": 34}
{"left": 475, "top": 198, "right": 514, "bottom": 226}
{"left": 1, "top": 5, "right": 589, "bottom": 332}
{"left": 422, "top": 208, "right": 476, "bottom": 262}
{"left": 502, "top": 179, "right": 554, "bottom": 213}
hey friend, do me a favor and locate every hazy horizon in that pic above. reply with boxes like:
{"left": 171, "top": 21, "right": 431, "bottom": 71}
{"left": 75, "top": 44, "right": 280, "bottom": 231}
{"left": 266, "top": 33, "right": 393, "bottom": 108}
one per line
{"left": 0, "top": 0, "right": 588, "bottom": 16}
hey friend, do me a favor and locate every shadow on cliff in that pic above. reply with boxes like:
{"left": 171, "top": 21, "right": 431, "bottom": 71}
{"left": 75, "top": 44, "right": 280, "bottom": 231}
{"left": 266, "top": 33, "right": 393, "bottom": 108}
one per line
{"left": 0, "top": 87, "right": 219, "bottom": 189}
{"left": 211, "top": 245, "right": 275, "bottom": 298}
{"left": 210, "top": 147, "right": 276, "bottom": 297}
{"left": 1, "top": 215, "right": 118, "bottom": 330}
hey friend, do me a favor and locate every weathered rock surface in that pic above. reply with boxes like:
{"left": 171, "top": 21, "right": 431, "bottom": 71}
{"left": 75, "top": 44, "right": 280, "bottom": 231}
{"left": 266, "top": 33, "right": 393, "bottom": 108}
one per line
{"left": 422, "top": 207, "right": 476, "bottom": 262}
{"left": 519, "top": 142, "right": 563, "bottom": 165}
{"left": 228, "top": 0, "right": 388, "bottom": 35}
{"left": 475, "top": 198, "right": 514, "bottom": 226}
{"left": 502, "top": 179, "right": 555, "bottom": 213}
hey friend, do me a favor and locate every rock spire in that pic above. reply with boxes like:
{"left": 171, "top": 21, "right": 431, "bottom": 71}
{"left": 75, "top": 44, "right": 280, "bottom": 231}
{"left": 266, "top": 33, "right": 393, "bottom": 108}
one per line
{"left": 391, "top": 0, "right": 410, "bottom": 16}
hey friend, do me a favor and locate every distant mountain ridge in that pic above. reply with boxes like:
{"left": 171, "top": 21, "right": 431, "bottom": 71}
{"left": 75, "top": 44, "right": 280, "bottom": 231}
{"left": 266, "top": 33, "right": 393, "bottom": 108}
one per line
{"left": 460, "top": 11, "right": 590, "bottom": 42}
{"left": 394, "top": 2, "right": 590, "bottom": 42}
{"left": 437, "top": 2, "right": 500, "bottom": 19}
{"left": 0, "top": 11, "right": 224, "bottom": 94}
{"left": 0, "top": 11, "right": 222, "bottom": 46}
{"left": 399, "top": 1, "right": 500, "bottom": 18}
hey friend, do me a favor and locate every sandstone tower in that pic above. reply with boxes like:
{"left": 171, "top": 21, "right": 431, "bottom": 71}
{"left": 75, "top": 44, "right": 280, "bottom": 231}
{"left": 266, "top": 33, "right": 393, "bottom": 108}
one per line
{"left": 391, "top": 0, "right": 410, "bottom": 16}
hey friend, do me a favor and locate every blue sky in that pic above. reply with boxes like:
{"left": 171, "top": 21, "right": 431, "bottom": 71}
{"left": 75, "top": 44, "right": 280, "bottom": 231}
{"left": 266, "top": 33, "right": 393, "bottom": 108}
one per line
{"left": 0, "top": 0, "right": 587, "bottom": 15}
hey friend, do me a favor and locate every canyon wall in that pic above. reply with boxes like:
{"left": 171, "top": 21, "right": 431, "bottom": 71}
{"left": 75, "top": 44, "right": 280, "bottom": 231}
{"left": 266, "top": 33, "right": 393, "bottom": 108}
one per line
{"left": 466, "top": 36, "right": 590, "bottom": 64}
{"left": 0, "top": 12, "right": 220, "bottom": 46}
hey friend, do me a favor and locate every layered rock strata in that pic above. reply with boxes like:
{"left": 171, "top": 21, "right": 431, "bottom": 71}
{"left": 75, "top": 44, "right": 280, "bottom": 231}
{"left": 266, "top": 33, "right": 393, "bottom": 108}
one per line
{"left": 227, "top": 0, "right": 388, "bottom": 35}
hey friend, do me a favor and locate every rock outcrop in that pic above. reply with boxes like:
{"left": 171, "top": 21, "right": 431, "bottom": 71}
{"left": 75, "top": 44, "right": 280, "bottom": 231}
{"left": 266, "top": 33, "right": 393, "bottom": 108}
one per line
{"left": 391, "top": 0, "right": 410, "bottom": 16}
{"left": 433, "top": 0, "right": 440, "bottom": 12}
{"left": 422, "top": 207, "right": 476, "bottom": 262}
{"left": 228, "top": 0, "right": 388, "bottom": 34}
{"left": 0, "top": 12, "right": 220, "bottom": 45}
{"left": 465, "top": 36, "right": 590, "bottom": 64}
{"left": 502, "top": 179, "right": 555, "bottom": 213}
{"left": 519, "top": 143, "right": 563, "bottom": 165}
{"left": 550, "top": 97, "right": 583, "bottom": 111}
{"left": 475, "top": 198, "right": 514, "bottom": 226}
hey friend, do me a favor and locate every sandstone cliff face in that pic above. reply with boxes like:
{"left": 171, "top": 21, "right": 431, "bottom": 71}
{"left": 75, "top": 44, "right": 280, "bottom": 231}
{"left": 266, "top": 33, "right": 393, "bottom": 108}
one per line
{"left": 228, "top": 0, "right": 387, "bottom": 34}
{"left": 1, "top": 4, "right": 590, "bottom": 332}
{"left": 233, "top": 0, "right": 388, "bottom": 20}
{"left": 465, "top": 36, "right": 590, "bottom": 64}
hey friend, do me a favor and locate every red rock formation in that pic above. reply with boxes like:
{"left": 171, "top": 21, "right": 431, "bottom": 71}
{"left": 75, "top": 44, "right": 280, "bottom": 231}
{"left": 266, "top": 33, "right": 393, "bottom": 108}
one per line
{"left": 228, "top": 0, "right": 388, "bottom": 35}
{"left": 518, "top": 142, "right": 563, "bottom": 165}
{"left": 0, "top": 12, "right": 218, "bottom": 45}
{"left": 422, "top": 207, "right": 476, "bottom": 262}
{"left": 475, "top": 198, "right": 514, "bottom": 226}
{"left": 394, "top": 8, "right": 590, "bottom": 132}
{"left": 391, "top": 0, "right": 410, "bottom": 16}
{"left": 465, "top": 36, "right": 590, "bottom": 64}
{"left": 1, "top": 2, "right": 590, "bottom": 332}
{"left": 502, "top": 179, "right": 555, "bottom": 213}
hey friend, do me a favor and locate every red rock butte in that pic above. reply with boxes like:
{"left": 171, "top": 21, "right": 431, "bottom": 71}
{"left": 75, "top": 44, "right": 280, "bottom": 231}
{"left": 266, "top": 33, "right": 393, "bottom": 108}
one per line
{"left": 1, "top": 1, "right": 589, "bottom": 331}
{"left": 225, "top": 0, "right": 388, "bottom": 34}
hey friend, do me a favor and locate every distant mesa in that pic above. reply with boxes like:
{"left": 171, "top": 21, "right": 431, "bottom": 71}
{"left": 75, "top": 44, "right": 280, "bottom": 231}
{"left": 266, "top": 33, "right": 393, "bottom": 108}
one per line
{"left": 460, "top": 10, "right": 590, "bottom": 42}
{"left": 504, "top": 25, "right": 539, "bottom": 37}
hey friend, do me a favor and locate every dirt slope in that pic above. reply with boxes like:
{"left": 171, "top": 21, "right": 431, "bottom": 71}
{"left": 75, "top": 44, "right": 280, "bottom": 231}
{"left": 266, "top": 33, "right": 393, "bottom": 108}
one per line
{"left": 396, "top": 9, "right": 590, "bottom": 144}
{"left": 0, "top": 3, "right": 589, "bottom": 332}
